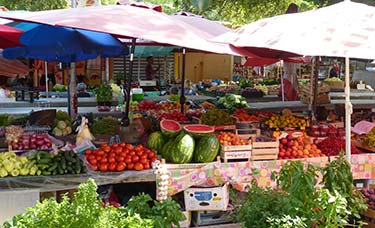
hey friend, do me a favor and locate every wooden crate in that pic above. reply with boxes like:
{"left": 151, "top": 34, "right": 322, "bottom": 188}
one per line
{"left": 251, "top": 137, "right": 279, "bottom": 161}
{"left": 220, "top": 144, "right": 252, "bottom": 162}
{"left": 363, "top": 208, "right": 375, "bottom": 228}
{"left": 236, "top": 128, "right": 260, "bottom": 141}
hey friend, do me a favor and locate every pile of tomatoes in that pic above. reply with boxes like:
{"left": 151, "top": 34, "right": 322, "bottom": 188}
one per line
{"left": 84, "top": 142, "right": 157, "bottom": 172}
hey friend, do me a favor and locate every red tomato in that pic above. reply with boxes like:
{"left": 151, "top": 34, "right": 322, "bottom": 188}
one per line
{"left": 150, "top": 157, "right": 157, "bottom": 163}
{"left": 127, "top": 163, "right": 134, "bottom": 170}
{"left": 129, "top": 151, "right": 136, "bottom": 156}
{"left": 132, "top": 155, "right": 140, "bottom": 163}
{"left": 134, "top": 163, "right": 144, "bottom": 171}
{"left": 108, "top": 157, "right": 116, "bottom": 163}
{"left": 122, "top": 148, "right": 130, "bottom": 154}
{"left": 124, "top": 157, "right": 132, "bottom": 164}
{"left": 91, "top": 164, "right": 98, "bottom": 171}
{"left": 101, "top": 143, "right": 109, "bottom": 148}
{"left": 119, "top": 142, "right": 126, "bottom": 148}
{"left": 95, "top": 155, "right": 102, "bottom": 161}
{"left": 88, "top": 158, "right": 97, "bottom": 165}
{"left": 108, "top": 162, "right": 116, "bottom": 171}
{"left": 117, "top": 156, "right": 125, "bottom": 162}
{"left": 114, "top": 147, "right": 122, "bottom": 154}
{"left": 140, "top": 154, "right": 148, "bottom": 160}
{"left": 126, "top": 144, "right": 134, "bottom": 150}
{"left": 136, "top": 144, "right": 143, "bottom": 150}
{"left": 84, "top": 149, "right": 92, "bottom": 156}
{"left": 102, "top": 146, "right": 111, "bottom": 153}
{"left": 99, "top": 163, "right": 108, "bottom": 172}
{"left": 148, "top": 152, "right": 156, "bottom": 159}
{"left": 136, "top": 150, "right": 143, "bottom": 156}
{"left": 112, "top": 143, "right": 119, "bottom": 148}
{"left": 120, "top": 152, "right": 127, "bottom": 157}
{"left": 143, "top": 163, "right": 150, "bottom": 170}
{"left": 140, "top": 158, "right": 148, "bottom": 166}
{"left": 97, "top": 149, "right": 105, "bottom": 156}
{"left": 108, "top": 152, "right": 116, "bottom": 158}
{"left": 116, "top": 162, "right": 126, "bottom": 171}
{"left": 88, "top": 155, "right": 96, "bottom": 160}
{"left": 100, "top": 157, "right": 108, "bottom": 163}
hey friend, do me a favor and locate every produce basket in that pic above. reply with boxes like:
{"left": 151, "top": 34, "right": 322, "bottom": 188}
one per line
{"left": 251, "top": 136, "right": 279, "bottom": 161}
{"left": 324, "top": 81, "right": 345, "bottom": 91}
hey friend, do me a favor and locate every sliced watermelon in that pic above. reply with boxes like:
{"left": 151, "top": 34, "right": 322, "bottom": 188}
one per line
{"left": 183, "top": 124, "right": 215, "bottom": 138}
{"left": 160, "top": 119, "right": 182, "bottom": 138}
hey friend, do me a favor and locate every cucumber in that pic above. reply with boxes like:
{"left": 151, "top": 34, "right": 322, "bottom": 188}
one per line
{"left": 75, "top": 162, "right": 81, "bottom": 174}
{"left": 37, "top": 164, "right": 50, "bottom": 170}
{"left": 37, "top": 158, "right": 52, "bottom": 164}
{"left": 61, "top": 157, "right": 67, "bottom": 170}
{"left": 37, "top": 170, "right": 42, "bottom": 176}
{"left": 28, "top": 154, "right": 37, "bottom": 160}
{"left": 48, "top": 163, "right": 58, "bottom": 172}
{"left": 57, "top": 165, "right": 64, "bottom": 175}
{"left": 39, "top": 152, "right": 54, "bottom": 159}
{"left": 26, "top": 160, "right": 36, "bottom": 169}
{"left": 52, "top": 170, "right": 57, "bottom": 175}
{"left": 42, "top": 171, "right": 51, "bottom": 176}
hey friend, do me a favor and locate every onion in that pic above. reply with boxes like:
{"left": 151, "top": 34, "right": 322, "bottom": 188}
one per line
{"left": 23, "top": 145, "right": 29, "bottom": 150}
{"left": 36, "top": 140, "right": 44, "bottom": 146}
{"left": 36, "top": 135, "right": 44, "bottom": 140}
{"left": 22, "top": 139, "right": 30, "bottom": 145}
{"left": 30, "top": 143, "right": 37, "bottom": 149}
{"left": 41, "top": 145, "right": 49, "bottom": 150}
{"left": 17, "top": 145, "right": 23, "bottom": 150}
{"left": 31, "top": 134, "right": 37, "bottom": 138}
{"left": 30, "top": 138, "right": 36, "bottom": 143}
{"left": 44, "top": 138, "right": 51, "bottom": 143}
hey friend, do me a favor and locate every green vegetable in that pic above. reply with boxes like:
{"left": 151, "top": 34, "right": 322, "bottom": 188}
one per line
{"left": 91, "top": 116, "right": 120, "bottom": 135}
{"left": 94, "top": 84, "right": 113, "bottom": 103}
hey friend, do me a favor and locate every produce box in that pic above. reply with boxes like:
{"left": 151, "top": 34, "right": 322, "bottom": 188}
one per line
{"left": 363, "top": 208, "right": 375, "bottom": 228}
{"left": 191, "top": 210, "right": 233, "bottom": 227}
{"left": 324, "top": 81, "right": 345, "bottom": 90}
{"left": 184, "top": 184, "right": 229, "bottom": 211}
{"left": 251, "top": 136, "right": 279, "bottom": 161}
{"left": 220, "top": 143, "right": 252, "bottom": 162}
{"left": 214, "top": 125, "right": 236, "bottom": 131}
{"left": 235, "top": 121, "right": 260, "bottom": 129}
{"left": 236, "top": 128, "right": 260, "bottom": 142}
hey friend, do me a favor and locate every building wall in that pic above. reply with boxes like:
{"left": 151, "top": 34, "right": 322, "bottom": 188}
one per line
{"left": 175, "top": 53, "right": 233, "bottom": 83}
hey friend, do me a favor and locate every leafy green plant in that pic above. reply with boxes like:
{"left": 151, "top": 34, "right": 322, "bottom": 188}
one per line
{"left": 0, "top": 114, "right": 14, "bottom": 127}
{"left": 94, "top": 84, "right": 113, "bottom": 103}
{"left": 126, "top": 193, "right": 186, "bottom": 228}
{"left": 91, "top": 116, "right": 120, "bottom": 135}
{"left": 267, "top": 215, "right": 307, "bottom": 228}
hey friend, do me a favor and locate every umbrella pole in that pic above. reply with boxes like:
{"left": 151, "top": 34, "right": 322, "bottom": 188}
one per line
{"left": 345, "top": 56, "right": 352, "bottom": 162}
{"left": 122, "top": 39, "right": 136, "bottom": 127}
{"left": 106, "top": 57, "right": 110, "bottom": 82}
{"left": 180, "top": 48, "right": 186, "bottom": 113}
{"left": 68, "top": 62, "right": 78, "bottom": 119}
{"left": 280, "top": 61, "right": 285, "bottom": 101}
{"left": 45, "top": 61, "right": 48, "bottom": 98}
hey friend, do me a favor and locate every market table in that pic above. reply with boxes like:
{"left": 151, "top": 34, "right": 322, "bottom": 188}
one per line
{"left": 0, "top": 169, "right": 155, "bottom": 192}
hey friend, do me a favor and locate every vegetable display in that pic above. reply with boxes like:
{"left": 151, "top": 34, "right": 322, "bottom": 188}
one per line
{"left": 233, "top": 109, "right": 259, "bottom": 122}
{"left": 193, "top": 135, "right": 220, "bottom": 163}
{"left": 168, "top": 132, "right": 195, "bottom": 164}
{"left": 84, "top": 142, "right": 156, "bottom": 172}
{"left": 52, "top": 111, "right": 72, "bottom": 137}
{"left": 263, "top": 114, "right": 306, "bottom": 129}
{"left": 10, "top": 134, "right": 52, "bottom": 151}
{"left": 217, "top": 94, "right": 249, "bottom": 112}
{"left": 158, "top": 110, "right": 189, "bottom": 122}
{"left": 200, "top": 109, "right": 235, "bottom": 126}
{"left": 28, "top": 150, "right": 86, "bottom": 176}
{"left": 160, "top": 119, "right": 182, "bottom": 138}
{"left": 146, "top": 131, "right": 165, "bottom": 153}
{"left": 0, "top": 152, "right": 37, "bottom": 177}
{"left": 183, "top": 124, "right": 215, "bottom": 138}
{"left": 361, "top": 188, "right": 375, "bottom": 210}
{"left": 364, "top": 127, "right": 375, "bottom": 148}
{"left": 316, "top": 136, "right": 362, "bottom": 156}
{"left": 91, "top": 116, "right": 120, "bottom": 136}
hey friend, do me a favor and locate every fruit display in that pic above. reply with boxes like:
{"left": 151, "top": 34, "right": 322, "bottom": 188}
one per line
{"left": 364, "top": 127, "right": 375, "bottom": 148}
{"left": 309, "top": 124, "right": 344, "bottom": 137}
{"left": 160, "top": 119, "right": 182, "bottom": 138}
{"left": 324, "top": 77, "right": 342, "bottom": 82}
{"left": 146, "top": 131, "right": 165, "bottom": 153}
{"left": 254, "top": 111, "right": 275, "bottom": 119}
{"left": 52, "top": 111, "right": 72, "bottom": 137}
{"left": 199, "top": 101, "right": 216, "bottom": 110}
{"left": 200, "top": 109, "right": 235, "bottom": 126}
{"left": 254, "top": 84, "right": 268, "bottom": 95}
{"left": 263, "top": 114, "right": 306, "bottom": 129}
{"left": 84, "top": 142, "right": 157, "bottom": 172}
{"left": 193, "top": 135, "right": 220, "bottom": 163}
{"left": 158, "top": 110, "right": 189, "bottom": 122}
{"left": 0, "top": 152, "right": 38, "bottom": 177}
{"left": 28, "top": 150, "right": 85, "bottom": 175}
{"left": 157, "top": 101, "right": 182, "bottom": 111}
{"left": 168, "top": 132, "right": 195, "bottom": 164}
{"left": 316, "top": 136, "right": 362, "bottom": 156}
{"left": 217, "top": 94, "right": 249, "bottom": 112}
{"left": 361, "top": 188, "right": 375, "bottom": 210}
{"left": 10, "top": 134, "right": 52, "bottom": 151}
{"left": 217, "top": 132, "right": 250, "bottom": 146}
{"left": 233, "top": 109, "right": 259, "bottom": 122}
{"left": 138, "top": 100, "right": 158, "bottom": 111}
{"left": 183, "top": 124, "right": 215, "bottom": 138}
{"left": 278, "top": 135, "right": 322, "bottom": 159}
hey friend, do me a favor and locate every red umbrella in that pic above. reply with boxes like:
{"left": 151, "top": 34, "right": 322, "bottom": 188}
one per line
{"left": 0, "top": 24, "right": 23, "bottom": 48}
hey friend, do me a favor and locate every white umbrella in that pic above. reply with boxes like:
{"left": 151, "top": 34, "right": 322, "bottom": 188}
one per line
{"left": 214, "top": 0, "right": 375, "bottom": 161}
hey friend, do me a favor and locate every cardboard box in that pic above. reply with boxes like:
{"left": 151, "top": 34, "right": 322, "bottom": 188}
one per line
{"left": 184, "top": 184, "right": 229, "bottom": 211}
{"left": 192, "top": 210, "right": 233, "bottom": 226}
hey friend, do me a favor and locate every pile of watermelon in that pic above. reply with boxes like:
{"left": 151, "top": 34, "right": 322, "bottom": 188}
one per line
{"left": 146, "top": 119, "right": 220, "bottom": 164}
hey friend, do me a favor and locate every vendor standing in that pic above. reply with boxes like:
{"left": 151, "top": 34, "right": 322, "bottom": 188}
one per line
{"left": 145, "top": 56, "right": 160, "bottom": 81}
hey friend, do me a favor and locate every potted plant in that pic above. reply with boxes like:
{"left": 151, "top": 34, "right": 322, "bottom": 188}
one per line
{"left": 94, "top": 84, "right": 113, "bottom": 112}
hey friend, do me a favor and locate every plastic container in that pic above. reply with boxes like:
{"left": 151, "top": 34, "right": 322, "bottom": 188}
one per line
{"left": 131, "top": 88, "right": 144, "bottom": 101}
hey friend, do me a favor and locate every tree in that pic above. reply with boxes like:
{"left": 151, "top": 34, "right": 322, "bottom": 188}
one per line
{"left": 0, "top": 0, "right": 68, "bottom": 11}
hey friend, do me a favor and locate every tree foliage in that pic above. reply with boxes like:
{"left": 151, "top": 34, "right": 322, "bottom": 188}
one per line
{"left": 0, "top": 0, "right": 68, "bottom": 11}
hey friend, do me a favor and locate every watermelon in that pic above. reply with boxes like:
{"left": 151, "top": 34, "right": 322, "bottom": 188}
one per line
{"left": 184, "top": 124, "right": 215, "bottom": 138}
{"left": 169, "top": 133, "right": 195, "bottom": 164}
{"left": 147, "top": 131, "right": 165, "bottom": 153}
{"left": 160, "top": 119, "right": 182, "bottom": 138}
{"left": 194, "top": 135, "right": 220, "bottom": 163}
{"left": 161, "top": 139, "right": 175, "bottom": 161}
